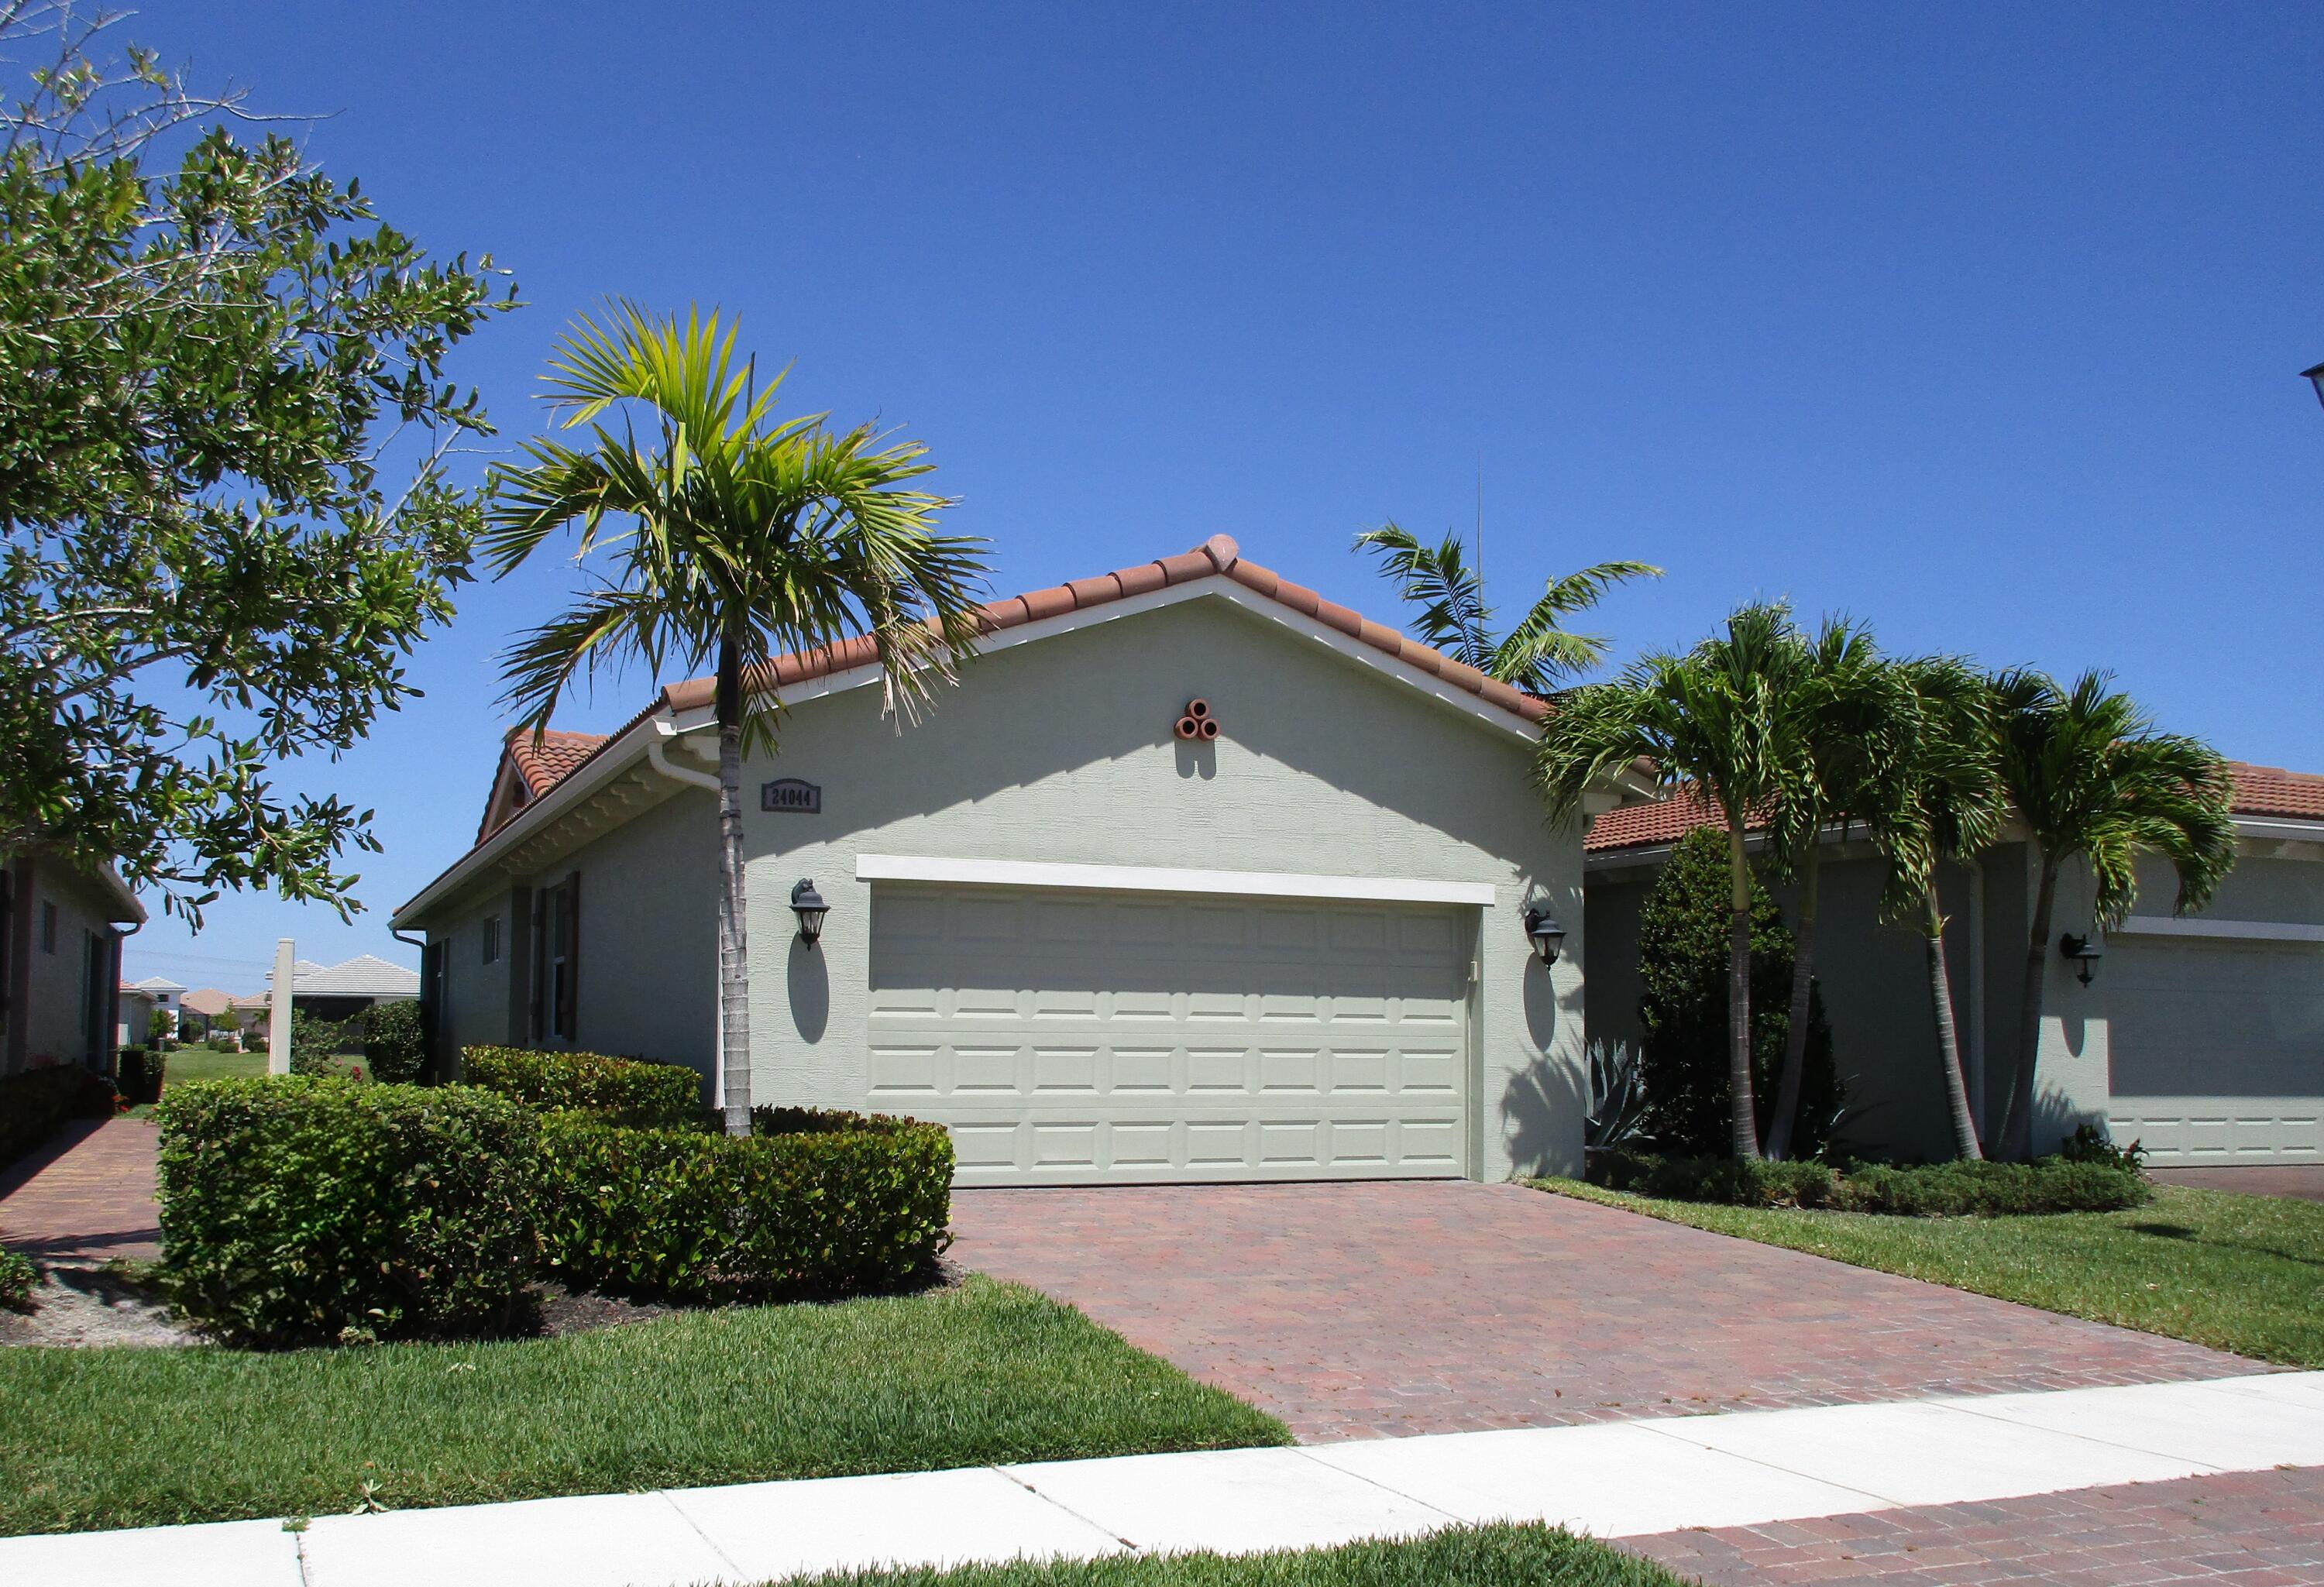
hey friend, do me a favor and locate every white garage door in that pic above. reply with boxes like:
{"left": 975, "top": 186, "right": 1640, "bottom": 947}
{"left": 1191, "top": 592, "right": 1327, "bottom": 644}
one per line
{"left": 865, "top": 884, "right": 1473, "bottom": 1185}
{"left": 2106, "top": 937, "right": 2324, "bottom": 1165}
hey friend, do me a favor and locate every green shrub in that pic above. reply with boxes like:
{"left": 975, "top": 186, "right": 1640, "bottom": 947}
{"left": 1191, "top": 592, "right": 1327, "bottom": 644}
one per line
{"left": 0, "top": 1245, "right": 35, "bottom": 1310}
{"left": 0, "top": 1065, "right": 117, "bottom": 1170}
{"left": 288, "top": 1012, "right": 349, "bottom": 1077}
{"left": 362, "top": 1001, "right": 428, "bottom": 1086}
{"left": 462, "top": 1046, "right": 703, "bottom": 1127}
{"left": 156, "top": 1077, "right": 542, "bottom": 1346}
{"left": 206, "top": 1031, "right": 240, "bottom": 1052}
{"left": 1586, "top": 1148, "right": 2150, "bottom": 1216}
{"left": 538, "top": 1107, "right": 953, "bottom": 1302}
{"left": 1636, "top": 826, "right": 1841, "bottom": 1156}
{"left": 2059, "top": 1122, "right": 2147, "bottom": 1175}
{"left": 116, "top": 1046, "right": 166, "bottom": 1105}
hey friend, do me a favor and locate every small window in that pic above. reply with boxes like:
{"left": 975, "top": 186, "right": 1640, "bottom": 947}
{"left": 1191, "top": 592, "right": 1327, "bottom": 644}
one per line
{"left": 40, "top": 900, "right": 57, "bottom": 954}
{"left": 483, "top": 915, "right": 501, "bottom": 965}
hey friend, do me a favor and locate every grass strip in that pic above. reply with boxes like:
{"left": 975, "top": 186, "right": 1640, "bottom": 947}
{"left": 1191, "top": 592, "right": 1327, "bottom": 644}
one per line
{"left": 1537, "top": 1177, "right": 2324, "bottom": 1368}
{"left": 0, "top": 1275, "right": 1287, "bottom": 1536}
{"left": 779, "top": 1523, "right": 1680, "bottom": 1586}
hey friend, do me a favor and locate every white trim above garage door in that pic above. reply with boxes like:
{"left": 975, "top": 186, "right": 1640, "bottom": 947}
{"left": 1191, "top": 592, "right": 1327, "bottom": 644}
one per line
{"left": 855, "top": 853, "right": 1497, "bottom": 908}
{"left": 864, "top": 881, "right": 1476, "bottom": 1185}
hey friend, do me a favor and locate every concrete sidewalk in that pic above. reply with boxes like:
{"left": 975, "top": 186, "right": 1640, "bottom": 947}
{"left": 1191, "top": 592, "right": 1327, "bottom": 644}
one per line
{"left": 3, "top": 1372, "right": 2318, "bottom": 1587}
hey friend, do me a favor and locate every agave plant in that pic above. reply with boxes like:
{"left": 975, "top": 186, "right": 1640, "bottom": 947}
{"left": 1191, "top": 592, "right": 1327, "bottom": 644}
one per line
{"left": 1584, "top": 1039, "right": 1651, "bottom": 1151}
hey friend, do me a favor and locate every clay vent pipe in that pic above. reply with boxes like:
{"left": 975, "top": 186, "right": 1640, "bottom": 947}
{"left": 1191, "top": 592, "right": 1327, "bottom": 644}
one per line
{"left": 1175, "top": 698, "right": 1218, "bottom": 740}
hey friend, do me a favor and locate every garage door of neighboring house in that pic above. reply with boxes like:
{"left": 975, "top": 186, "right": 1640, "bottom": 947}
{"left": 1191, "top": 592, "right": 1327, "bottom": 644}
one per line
{"left": 866, "top": 884, "right": 1473, "bottom": 1185}
{"left": 2106, "top": 936, "right": 2324, "bottom": 1165}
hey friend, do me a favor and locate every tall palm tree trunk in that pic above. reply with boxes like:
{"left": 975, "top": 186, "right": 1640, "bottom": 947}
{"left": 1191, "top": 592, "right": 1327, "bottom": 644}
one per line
{"left": 1764, "top": 843, "right": 1820, "bottom": 1159}
{"left": 715, "top": 634, "right": 754, "bottom": 1139}
{"left": 1997, "top": 856, "right": 2059, "bottom": 1161}
{"left": 1922, "top": 886, "right": 1983, "bottom": 1160}
{"left": 1724, "top": 823, "right": 1762, "bottom": 1159}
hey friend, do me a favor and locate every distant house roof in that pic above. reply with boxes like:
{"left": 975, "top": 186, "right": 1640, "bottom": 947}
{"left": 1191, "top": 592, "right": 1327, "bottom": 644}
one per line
{"left": 130, "top": 976, "right": 185, "bottom": 994}
{"left": 1585, "top": 760, "right": 2324, "bottom": 855}
{"left": 180, "top": 988, "right": 234, "bottom": 1018}
{"left": 229, "top": 955, "right": 418, "bottom": 1007}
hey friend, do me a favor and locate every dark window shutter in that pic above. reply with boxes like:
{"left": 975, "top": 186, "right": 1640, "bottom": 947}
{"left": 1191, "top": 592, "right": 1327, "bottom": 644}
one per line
{"left": 556, "top": 871, "right": 579, "bottom": 1043}
{"left": 529, "top": 889, "right": 548, "bottom": 1043}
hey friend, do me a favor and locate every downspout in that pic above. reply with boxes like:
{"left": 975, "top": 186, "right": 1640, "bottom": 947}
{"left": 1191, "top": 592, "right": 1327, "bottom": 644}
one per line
{"left": 647, "top": 723, "right": 727, "bottom": 1109}
{"left": 108, "top": 917, "right": 139, "bottom": 1073}
{"left": 390, "top": 925, "right": 438, "bottom": 1082}
{"left": 1966, "top": 860, "right": 1985, "bottom": 1121}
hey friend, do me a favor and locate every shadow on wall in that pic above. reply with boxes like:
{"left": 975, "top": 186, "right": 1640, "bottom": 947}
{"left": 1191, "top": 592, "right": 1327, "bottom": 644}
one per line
{"left": 1501, "top": 952, "right": 1582, "bottom": 1177}
{"left": 787, "top": 937, "right": 829, "bottom": 1044}
{"left": 2032, "top": 1084, "right": 2106, "bottom": 1160}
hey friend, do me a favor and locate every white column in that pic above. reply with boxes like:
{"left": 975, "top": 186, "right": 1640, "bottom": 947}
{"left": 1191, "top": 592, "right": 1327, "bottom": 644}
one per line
{"left": 266, "top": 937, "right": 295, "bottom": 1075}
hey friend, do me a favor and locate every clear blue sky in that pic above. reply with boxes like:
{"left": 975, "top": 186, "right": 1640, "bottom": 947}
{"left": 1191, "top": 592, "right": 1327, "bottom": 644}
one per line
{"left": 116, "top": 2, "right": 2324, "bottom": 991}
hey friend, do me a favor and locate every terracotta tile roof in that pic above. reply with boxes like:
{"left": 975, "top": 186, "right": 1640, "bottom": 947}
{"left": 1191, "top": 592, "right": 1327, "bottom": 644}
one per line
{"left": 2229, "top": 761, "right": 2324, "bottom": 821}
{"left": 507, "top": 728, "right": 609, "bottom": 795}
{"left": 658, "top": 534, "right": 1550, "bottom": 727}
{"left": 1584, "top": 791, "right": 1731, "bottom": 852}
{"left": 1586, "top": 760, "right": 2324, "bottom": 855}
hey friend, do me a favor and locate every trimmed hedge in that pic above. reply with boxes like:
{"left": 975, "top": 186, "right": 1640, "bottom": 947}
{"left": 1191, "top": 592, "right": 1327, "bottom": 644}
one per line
{"left": 0, "top": 1065, "right": 117, "bottom": 1171}
{"left": 117, "top": 1046, "right": 166, "bottom": 1105}
{"left": 538, "top": 1106, "right": 954, "bottom": 1302}
{"left": 462, "top": 1046, "right": 702, "bottom": 1127}
{"left": 1586, "top": 1148, "right": 2150, "bottom": 1217}
{"left": 156, "top": 1077, "right": 542, "bottom": 1346}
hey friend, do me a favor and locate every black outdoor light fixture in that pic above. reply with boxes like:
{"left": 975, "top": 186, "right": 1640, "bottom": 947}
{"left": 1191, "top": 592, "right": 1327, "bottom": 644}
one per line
{"left": 2305, "top": 362, "right": 2324, "bottom": 414}
{"left": 790, "top": 878, "right": 830, "bottom": 947}
{"left": 2059, "top": 932, "right": 2103, "bottom": 987}
{"left": 1524, "top": 907, "right": 1566, "bottom": 968}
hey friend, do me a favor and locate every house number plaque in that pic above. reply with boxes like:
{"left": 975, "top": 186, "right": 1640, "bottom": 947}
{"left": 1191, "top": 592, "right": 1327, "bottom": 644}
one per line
{"left": 761, "top": 778, "right": 822, "bottom": 814}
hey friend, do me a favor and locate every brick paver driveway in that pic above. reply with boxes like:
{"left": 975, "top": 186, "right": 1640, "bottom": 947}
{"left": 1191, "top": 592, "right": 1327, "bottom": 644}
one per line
{"left": 949, "top": 1180, "right": 2260, "bottom": 1443}
{"left": 0, "top": 1118, "right": 163, "bottom": 1261}
{"left": 2150, "top": 1165, "right": 2324, "bottom": 1203}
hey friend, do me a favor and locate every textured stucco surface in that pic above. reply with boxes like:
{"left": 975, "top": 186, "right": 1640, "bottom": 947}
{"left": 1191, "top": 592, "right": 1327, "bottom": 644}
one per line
{"left": 6, "top": 858, "right": 120, "bottom": 1072}
{"left": 737, "top": 593, "right": 1582, "bottom": 1180}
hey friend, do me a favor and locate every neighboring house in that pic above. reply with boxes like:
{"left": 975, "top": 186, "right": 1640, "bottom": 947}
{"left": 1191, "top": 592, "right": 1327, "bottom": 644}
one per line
{"left": 232, "top": 957, "right": 421, "bottom": 1029}
{"left": 117, "top": 982, "right": 156, "bottom": 1048}
{"left": 0, "top": 849, "right": 146, "bottom": 1077}
{"left": 1583, "top": 763, "right": 2324, "bottom": 1166}
{"left": 128, "top": 975, "right": 185, "bottom": 1042}
{"left": 394, "top": 536, "right": 1602, "bottom": 1185}
{"left": 180, "top": 986, "right": 235, "bottom": 1036}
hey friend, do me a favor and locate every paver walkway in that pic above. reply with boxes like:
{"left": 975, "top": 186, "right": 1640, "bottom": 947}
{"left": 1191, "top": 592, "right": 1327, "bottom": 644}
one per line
{"left": 949, "top": 1180, "right": 2260, "bottom": 1441}
{"left": 1623, "top": 1465, "right": 2324, "bottom": 1585}
{"left": 0, "top": 1119, "right": 161, "bottom": 1261}
{"left": 2150, "top": 1165, "right": 2324, "bottom": 1203}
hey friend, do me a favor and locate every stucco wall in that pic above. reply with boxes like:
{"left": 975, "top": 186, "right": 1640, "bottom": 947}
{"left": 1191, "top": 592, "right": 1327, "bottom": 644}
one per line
{"left": 435, "top": 886, "right": 518, "bottom": 1054}
{"left": 734, "top": 593, "right": 1584, "bottom": 1180}
{"left": 549, "top": 786, "right": 717, "bottom": 1076}
{"left": 9, "top": 858, "right": 119, "bottom": 1071}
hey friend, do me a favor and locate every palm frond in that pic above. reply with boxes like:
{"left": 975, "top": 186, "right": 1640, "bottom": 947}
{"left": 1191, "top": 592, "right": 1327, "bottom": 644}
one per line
{"left": 1353, "top": 522, "right": 1492, "bottom": 673}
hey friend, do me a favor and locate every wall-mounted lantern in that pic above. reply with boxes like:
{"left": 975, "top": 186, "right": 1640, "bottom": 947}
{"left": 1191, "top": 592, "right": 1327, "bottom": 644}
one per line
{"left": 2059, "top": 932, "right": 2102, "bottom": 986}
{"left": 790, "top": 878, "right": 830, "bottom": 947}
{"left": 1524, "top": 907, "right": 1566, "bottom": 968}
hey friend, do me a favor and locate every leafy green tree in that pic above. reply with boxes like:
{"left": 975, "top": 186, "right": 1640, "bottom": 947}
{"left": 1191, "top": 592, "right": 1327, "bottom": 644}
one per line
{"left": 1353, "top": 523, "right": 1659, "bottom": 693}
{"left": 1859, "top": 657, "right": 2006, "bottom": 1160}
{"left": 1538, "top": 603, "right": 1809, "bottom": 1158}
{"left": 1636, "top": 826, "right": 1840, "bottom": 1156}
{"left": 361, "top": 998, "right": 428, "bottom": 1086}
{"left": 0, "top": 10, "right": 513, "bottom": 922}
{"left": 1989, "top": 671, "right": 2236, "bottom": 1159}
{"left": 486, "top": 304, "right": 988, "bottom": 1136}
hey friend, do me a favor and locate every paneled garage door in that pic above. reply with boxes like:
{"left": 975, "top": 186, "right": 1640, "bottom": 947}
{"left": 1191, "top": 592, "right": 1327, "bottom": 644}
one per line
{"left": 865, "top": 883, "right": 1473, "bottom": 1184}
{"left": 2106, "top": 937, "right": 2324, "bottom": 1165}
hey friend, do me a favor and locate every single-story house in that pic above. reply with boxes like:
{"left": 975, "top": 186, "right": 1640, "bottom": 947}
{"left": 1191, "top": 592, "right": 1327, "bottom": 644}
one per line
{"left": 394, "top": 536, "right": 1610, "bottom": 1185}
{"left": 1583, "top": 762, "right": 2324, "bottom": 1166}
{"left": 180, "top": 987, "right": 235, "bottom": 1036}
{"left": 1, "top": 848, "right": 146, "bottom": 1077}
{"left": 231, "top": 956, "right": 421, "bottom": 1029}
{"left": 117, "top": 982, "right": 157, "bottom": 1049}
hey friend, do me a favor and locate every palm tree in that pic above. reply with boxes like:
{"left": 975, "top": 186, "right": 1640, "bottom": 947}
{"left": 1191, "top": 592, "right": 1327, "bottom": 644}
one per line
{"left": 1758, "top": 619, "right": 1911, "bottom": 1160}
{"left": 483, "top": 304, "right": 988, "bottom": 1136}
{"left": 1989, "top": 670, "right": 2236, "bottom": 1160}
{"left": 1861, "top": 657, "right": 2007, "bottom": 1161}
{"left": 1538, "top": 603, "right": 1809, "bottom": 1159}
{"left": 1354, "top": 523, "right": 1659, "bottom": 692}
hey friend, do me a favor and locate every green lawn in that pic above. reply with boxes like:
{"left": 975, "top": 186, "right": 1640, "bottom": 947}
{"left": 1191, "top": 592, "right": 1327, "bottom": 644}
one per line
{"left": 157, "top": 1048, "right": 265, "bottom": 1085}
{"left": 782, "top": 1524, "right": 1676, "bottom": 1587}
{"left": 0, "top": 1275, "right": 1287, "bottom": 1537}
{"left": 1539, "top": 1177, "right": 2324, "bottom": 1368}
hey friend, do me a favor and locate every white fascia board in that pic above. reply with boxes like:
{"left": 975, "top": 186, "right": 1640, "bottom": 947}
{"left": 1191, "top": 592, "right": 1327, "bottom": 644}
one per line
{"left": 856, "top": 853, "right": 1497, "bottom": 908}
{"left": 2108, "top": 916, "right": 2324, "bottom": 945}
{"left": 683, "top": 577, "right": 1543, "bottom": 744}
{"left": 390, "top": 716, "right": 662, "bottom": 929}
{"left": 2234, "top": 816, "right": 2324, "bottom": 844}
